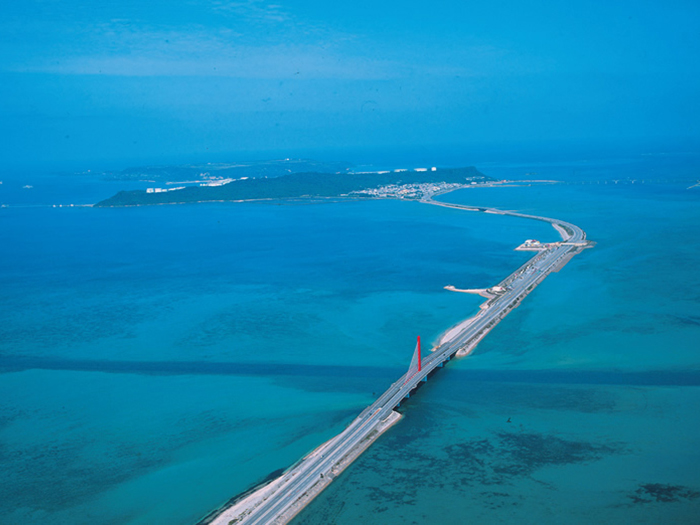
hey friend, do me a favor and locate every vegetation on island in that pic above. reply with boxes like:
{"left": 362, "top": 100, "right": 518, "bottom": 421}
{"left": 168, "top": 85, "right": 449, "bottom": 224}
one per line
{"left": 94, "top": 166, "right": 491, "bottom": 207}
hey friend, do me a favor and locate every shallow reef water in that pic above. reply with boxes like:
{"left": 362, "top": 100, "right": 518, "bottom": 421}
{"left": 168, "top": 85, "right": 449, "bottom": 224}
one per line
{"left": 1, "top": 152, "right": 700, "bottom": 524}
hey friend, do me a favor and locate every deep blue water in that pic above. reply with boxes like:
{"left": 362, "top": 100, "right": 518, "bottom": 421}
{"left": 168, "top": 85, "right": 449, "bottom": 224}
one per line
{"left": 1, "top": 152, "right": 700, "bottom": 524}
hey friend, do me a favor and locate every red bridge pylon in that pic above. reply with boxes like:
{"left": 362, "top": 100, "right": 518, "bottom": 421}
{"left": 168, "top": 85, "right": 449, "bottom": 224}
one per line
{"left": 404, "top": 336, "right": 422, "bottom": 383}
{"left": 417, "top": 336, "right": 422, "bottom": 372}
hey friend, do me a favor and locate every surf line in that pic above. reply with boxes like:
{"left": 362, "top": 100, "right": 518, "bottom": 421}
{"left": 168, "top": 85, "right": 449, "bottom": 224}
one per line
{"left": 200, "top": 192, "right": 594, "bottom": 525}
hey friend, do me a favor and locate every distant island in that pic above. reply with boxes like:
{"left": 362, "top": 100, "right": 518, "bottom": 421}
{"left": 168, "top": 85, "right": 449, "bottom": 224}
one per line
{"left": 93, "top": 158, "right": 352, "bottom": 183}
{"left": 94, "top": 164, "right": 492, "bottom": 207}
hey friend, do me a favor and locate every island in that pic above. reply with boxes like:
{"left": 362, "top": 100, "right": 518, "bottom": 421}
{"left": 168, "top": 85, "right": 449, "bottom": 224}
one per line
{"left": 93, "top": 166, "right": 492, "bottom": 207}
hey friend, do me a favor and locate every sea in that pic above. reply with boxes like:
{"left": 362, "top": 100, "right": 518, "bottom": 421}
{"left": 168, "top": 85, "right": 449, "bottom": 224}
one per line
{"left": 1, "top": 148, "right": 699, "bottom": 524}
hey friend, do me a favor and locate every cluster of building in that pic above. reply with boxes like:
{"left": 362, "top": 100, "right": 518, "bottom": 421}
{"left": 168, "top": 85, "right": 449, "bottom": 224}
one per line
{"left": 516, "top": 239, "right": 558, "bottom": 252}
{"left": 351, "top": 181, "right": 467, "bottom": 200}
{"left": 199, "top": 177, "right": 237, "bottom": 187}
{"left": 355, "top": 167, "right": 438, "bottom": 175}
{"left": 146, "top": 175, "right": 242, "bottom": 193}
{"left": 145, "top": 186, "right": 185, "bottom": 193}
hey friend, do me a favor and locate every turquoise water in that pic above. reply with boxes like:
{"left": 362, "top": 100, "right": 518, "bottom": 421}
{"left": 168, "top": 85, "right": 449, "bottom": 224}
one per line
{"left": 1, "top": 153, "right": 700, "bottom": 523}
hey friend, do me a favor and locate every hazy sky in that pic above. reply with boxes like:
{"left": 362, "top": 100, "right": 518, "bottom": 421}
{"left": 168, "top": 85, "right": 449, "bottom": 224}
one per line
{"left": 1, "top": 0, "right": 699, "bottom": 167}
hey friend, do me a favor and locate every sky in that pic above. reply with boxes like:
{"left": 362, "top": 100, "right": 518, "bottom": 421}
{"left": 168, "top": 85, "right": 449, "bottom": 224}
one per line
{"left": 1, "top": 0, "right": 699, "bottom": 168}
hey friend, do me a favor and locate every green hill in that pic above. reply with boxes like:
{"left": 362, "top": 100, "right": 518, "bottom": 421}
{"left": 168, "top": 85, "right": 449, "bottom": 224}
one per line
{"left": 94, "top": 166, "right": 490, "bottom": 207}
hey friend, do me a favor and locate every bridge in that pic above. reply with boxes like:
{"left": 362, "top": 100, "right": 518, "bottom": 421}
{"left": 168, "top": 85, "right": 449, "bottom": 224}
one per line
{"left": 202, "top": 197, "right": 593, "bottom": 525}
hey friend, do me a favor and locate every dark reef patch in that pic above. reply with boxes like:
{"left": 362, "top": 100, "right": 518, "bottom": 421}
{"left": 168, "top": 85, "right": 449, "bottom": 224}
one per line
{"left": 670, "top": 314, "right": 700, "bottom": 328}
{"left": 444, "top": 431, "right": 621, "bottom": 483}
{"left": 495, "top": 431, "right": 619, "bottom": 475}
{"left": 293, "top": 425, "right": 624, "bottom": 524}
{"left": 629, "top": 483, "right": 700, "bottom": 504}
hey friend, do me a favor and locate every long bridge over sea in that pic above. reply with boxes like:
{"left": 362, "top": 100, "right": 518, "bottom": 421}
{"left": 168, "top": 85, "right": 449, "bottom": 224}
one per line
{"left": 201, "top": 196, "right": 594, "bottom": 525}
